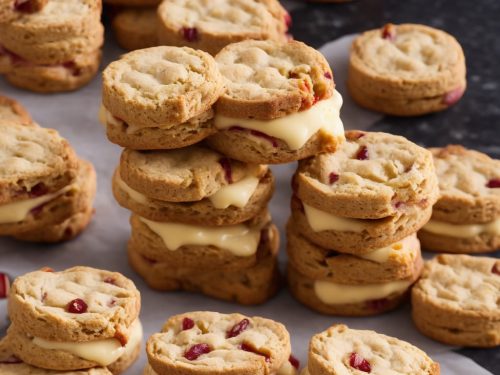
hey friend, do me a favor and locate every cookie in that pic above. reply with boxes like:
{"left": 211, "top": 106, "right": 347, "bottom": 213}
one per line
{"left": 3, "top": 50, "right": 101, "bottom": 93}
{"left": 0, "top": 95, "right": 33, "bottom": 126}
{"left": 102, "top": 46, "right": 224, "bottom": 132}
{"left": 287, "top": 220, "right": 423, "bottom": 284}
{"left": 291, "top": 195, "right": 432, "bottom": 254}
{"left": 129, "top": 212, "right": 273, "bottom": 270}
{"left": 412, "top": 254, "right": 500, "bottom": 348}
{"left": 0, "top": 336, "right": 113, "bottom": 375}
{"left": 12, "top": 159, "right": 96, "bottom": 242}
{"left": 112, "top": 7, "right": 158, "bottom": 51}
{"left": 101, "top": 107, "right": 216, "bottom": 150}
{"left": 418, "top": 145, "right": 500, "bottom": 253}
{"left": 104, "top": 0, "right": 160, "bottom": 6}
{"left": 207, "top": 40, "right": 344, "bottom": 164}
{"left": 157, "top": 0, "right": 289, "bottom": 56}
{"left": 288, "top": 262, "right": 420, "bottom": 316}
{"left": 146, "top": 311, "right": 294, "bottom": 375}
{"left": 128, "top": 226, "right": 280, "bottom": 305}
{"left": 348, "top": 23, "right": 466, "bottom": 116}
{"left": 295, "top": 131, "right": 439, "bottom": 219}
{"left": 304, "top": 324, "right": 439, "bottom": 375}
{"left": 119, "top": 146, "right": 266, "bottom": 202}
{"left": 0, "top": 122, "right": 78, "bottom": 206}
{"left": 112, "top": 165, "right": 273, "bottom": 225}
{"left": 0, "top": 157, "right": 93, "bottom": 237}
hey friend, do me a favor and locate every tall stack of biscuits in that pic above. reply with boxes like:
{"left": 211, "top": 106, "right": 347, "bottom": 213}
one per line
{"left": 2, "top": 266, "right": 142, "bottom": 374}
{"left": 287, "top": 131, "right": 439, "bottom": 316}
{"left": 0, "top": 0, "right": 104, "bottom": 92}
{"left": 100, "top": 46, "right": 280, "bottom": 304}
{"left": 0, "top": 96, "right": 96, "bottom": 243}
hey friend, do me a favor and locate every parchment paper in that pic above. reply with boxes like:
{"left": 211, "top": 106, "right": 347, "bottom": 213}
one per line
{"left": 0, "top": 33, "right": 493, "bottom": 375}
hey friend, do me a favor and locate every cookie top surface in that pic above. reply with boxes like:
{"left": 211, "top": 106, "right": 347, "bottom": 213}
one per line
{"left": 0, "top": 95, "right": 33, "bottom": 126}
{"left": 351, "top": 23, "right": 464, "bottom": 82}
{"left": 120, "top": 145, "right": 267, "bottom": 202}
{"left": 102, "top": 46, "right": 224, "bottom": 127}
{"left": 0, "top": 122, "right": 77, "bottom": 204}
{"left": 296, "top": 131, "right": 438, "bottom": 219}
{"left": 309, "top": 324, "right": 438, "bottom": 375}
{"left": 215, "top": 39, "right": 334, "bottom": 120}
{"left": 158, "top": 0, "right": 286, "bottom": 37}
{"left": 0, "top": 0, "right": 98, "bottom": 25}
{"left": 430, "top": 145, "right": 500, "bottom": 222}
{"left": 413, "top": 254, "right": 499, "bottom": 314}
{"left": 147, "top": 311, "right": 290, "bottom": 375}
{"left": 8, "top": 266, "right": 140, "bottom": 341}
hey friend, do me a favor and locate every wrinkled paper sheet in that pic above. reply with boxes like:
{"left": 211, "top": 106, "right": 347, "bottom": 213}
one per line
{"left": 0, "top": 32, "right": 492, "bottom": 375}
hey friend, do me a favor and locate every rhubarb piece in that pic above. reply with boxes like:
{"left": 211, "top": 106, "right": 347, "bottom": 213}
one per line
{"left": 227, "top": 318, "right": 250, "bottom": 338}
{"left": 0, "top": 272, "right": 10, "bottom": 299}
{"left": 218, "top": 157, "right": 233, "bottom": 183}
{"left": 381, "top": 23, "right": 396, "bottom": 40}
{"left": 184, "top": 343, "right": 211, "bottom": 360}
{"left": 182, "top": 317, "right": 195, "bottom": 330}
{"left": 492, "top": 263, "right": 500, "bottom": 276}
{"left": 349, "top": 352, "right": 371, "bottom": 372}
{"left": 289, "top": 354, "right": 300, "bottom": 369}
{"left": 356, "top": 146, "right": 369, "bottom": 160}
{"left": 182, "top": 27, "right": 199, "bottom": 42}
{"left": 486, "top": 178, "right": 500, "bottom": 188}
{"left": 443, "top": 87, "right": 465, "bottom": 106}
{"left": 329, "top": 172, "right": 339, "bottom": 184}
{"left": 66, "top": 298, "right": 88, "bottom": 314}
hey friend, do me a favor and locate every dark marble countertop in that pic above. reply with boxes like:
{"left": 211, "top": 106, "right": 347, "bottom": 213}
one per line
{"left": 285, "top": 0, "right": 499, "bottom": 372}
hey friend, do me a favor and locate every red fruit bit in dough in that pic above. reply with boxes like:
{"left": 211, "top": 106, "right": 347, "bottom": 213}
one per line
{"left": 103, "top": 277, "right": 116, "bottom": 285}
{"left": 40, "top": 267, "right": 54, "bottom": 272}
{"left": 381, "top": 24, "right": 396, "bottom": 40}
{"left": 29, "top": 183, "right": 48, "bottom": 198}
{"left": 0, "top": 273, "right": 10, "bottom": 299}
{"left": 356, "top": 146, "right": 369, "bottom": 160}
{"left": 227, "top": 318, "right": 250, "bottom": 338}
{"left": 366, "top": 298, "right": 389, "bottom": 311}
{"left": 492, "top": 263, "right": 500, "bottom": 275}
{"left": 349, "top": 352, "right": 371, "bottom": 372}
{"left": 14, "top": 0, "right": 38, "bottom": 13}
{"left": 218, "top": 158, "right": 233, "bottom": 184}
{"left": 182, "top": 317, "right": 195, "bottom": 330}
{"left": 66, "top": 298, "right": 88, "bottom": 314}
{"left": 289, "top": 354, "right": 300, "bottom": 369}
{"left": 486, "top": 178, "right": 500, "bottom": 188}
{"left": 182, "top": 27, "right": 199, "bottom": 42}
{"left": 329, "top": 172, "right": 339, "bottom": 184}
{"left": 443, "top": 87, "right": 464, "bottom": 106}
{"left": 324, "top": 71, "right": 333, "bottom": 80}
{"left": 184, "top": 344, "right": 211, "bottom": 360}
{"left": 284, "top": 12, "right": 292, "bottom": 29}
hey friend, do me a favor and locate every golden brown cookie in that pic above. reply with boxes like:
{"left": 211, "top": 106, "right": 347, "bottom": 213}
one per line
{"left": 112, "top": 7, "right": 158, "bottom": 51}
{"left": 412, "top": 254, "right": 500, "bottom": 348}
{"left": 348, "top": 23, "right": 466, "bottom": 116}
{"left": 0, "top": 95, "right": 33, "bottom": 125}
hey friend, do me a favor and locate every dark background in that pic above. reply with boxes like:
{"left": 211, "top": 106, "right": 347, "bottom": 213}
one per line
{"left": 287, "top": 0, "right": 499, "bottom": 372}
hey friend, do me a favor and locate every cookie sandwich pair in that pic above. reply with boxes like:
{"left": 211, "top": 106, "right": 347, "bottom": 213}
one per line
{"left": 0, "top": 266, "right": 143, "bottom": 374}
{"left": 288, "top": 131, "right": 439, "bottom": 316}
{"left": 0, "top": 0, "right": 104, "bottom": 93}
{"left": 0, "top": 96, "right": 96, "bottom": 243}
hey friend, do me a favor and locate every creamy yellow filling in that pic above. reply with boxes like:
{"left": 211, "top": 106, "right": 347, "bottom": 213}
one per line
{"left": 32, "top": 320, "right": 142, "bottom": 367}
{"left": 422, "top": 218, "right": 500, "bottom": 238}
{"left": 303, "top": 203, "right": 368, "bottom": 233}
{"left": 314, "top": 280, "right": 412, "bottom": 305}
{"left": 140, "top": 217, "right": 261, "bottom": 256}
{"left": 358, "top": 234, "right": 418, "bottom": 263}
{"left": 0, "top": 185, "right": 75, "bottom": 224}
{"left": 214, "top": 91, "right": 344, "bottom": 150}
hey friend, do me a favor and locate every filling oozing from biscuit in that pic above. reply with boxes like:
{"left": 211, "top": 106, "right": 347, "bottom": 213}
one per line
{"left": 214, "top": 90, "right": 344, "bottom": 150}
{"left": 0, "top": 184, "right": 77, "bottom": 224}
{"left": 31, "top": 319, "right": 142, "bottom": 367}
{"left": 422, "top": 218, "right": 500, "bottom": 238}
{"left": 314, "top": 279, "right": 412, "bottom": 305}
{"left": 115, "top": 170, "right": 261, "bottom": 209}
{"left": 356, "top": 234, "right": 419, "bottom": 263}
{"left": 302, "top": 203, "right": 371, "bottom": 233}
{"left": 139, "top": 217, "right": 262, "bottom": 256}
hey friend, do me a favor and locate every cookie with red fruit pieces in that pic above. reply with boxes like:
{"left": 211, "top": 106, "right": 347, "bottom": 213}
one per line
{"left": 114, "top": 146, "right": 273, "bottom": 225}
{"left": 101, "top": 46, "right": 224, "bottom": 150}
{"left": 145, "top": 311, "right": 298, "bottom": 375}
{"left": 128, "top": 223, "right": 280, "bottom": 305}
{"left": 348, "top": 23, "right": 466, "bottom": 116}
{"left": 112, "top": 7, "right": 158, "bottom": 51}
{"left": 6, "top": 266, "right": 142, "bottom": 372}
{"left": 13, "top": 159, "right": 96, "bottom": 243}
{"left": 419, "top": 145, "right": 500, "bottom": 254}
{"left": 0, "top": 123, "right": 82, "bottom": 236}
{"left": 157, "top": 0, "right": 289, "bottom": 56}
{"left": 207, "top": 39, "right": 344, "bottom": 164}
{"left": 412, "top": 254, "right": 500, "bottom": 348}
{"left": 303, "top": 324, "right": 439, "bottom": 375}
{"left": 0, "top": 95, "right": 33, "bottom": 126}
{"left": 0, "top": 337, "right": 114, "bottom": 375}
